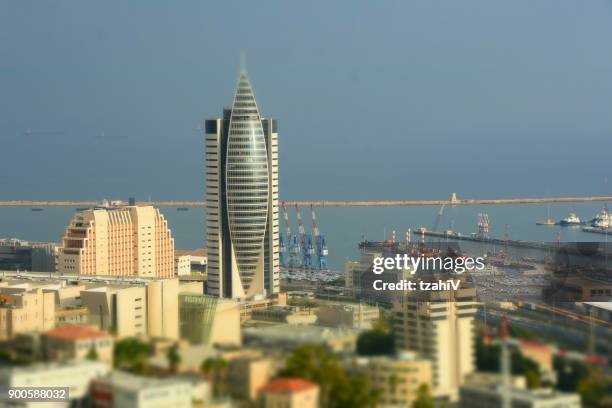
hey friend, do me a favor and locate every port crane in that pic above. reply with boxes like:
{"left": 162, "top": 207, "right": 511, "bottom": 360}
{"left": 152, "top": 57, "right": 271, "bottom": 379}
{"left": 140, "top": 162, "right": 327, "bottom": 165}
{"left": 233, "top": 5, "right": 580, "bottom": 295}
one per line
{"left": 282, "top": 202, "right": 301, "bottom": 268}
{"left": 311, "top": 205, "right": 329, "bottom": 270}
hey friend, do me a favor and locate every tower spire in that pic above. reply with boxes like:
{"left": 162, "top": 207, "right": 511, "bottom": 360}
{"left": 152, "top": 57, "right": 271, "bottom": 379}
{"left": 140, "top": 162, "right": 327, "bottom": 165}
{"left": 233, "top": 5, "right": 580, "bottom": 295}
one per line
{"left": 239, "top": 49, "right": 247, "bottom": 75}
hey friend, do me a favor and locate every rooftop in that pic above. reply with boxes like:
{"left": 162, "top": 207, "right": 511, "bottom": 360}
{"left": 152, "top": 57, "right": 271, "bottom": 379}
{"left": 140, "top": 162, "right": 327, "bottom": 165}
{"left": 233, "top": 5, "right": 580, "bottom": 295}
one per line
{"left": 260, "top": 378, "right": 318, "bottom": 394}
{"left": 43, "top": 325, "right": 110, "bottom": 341}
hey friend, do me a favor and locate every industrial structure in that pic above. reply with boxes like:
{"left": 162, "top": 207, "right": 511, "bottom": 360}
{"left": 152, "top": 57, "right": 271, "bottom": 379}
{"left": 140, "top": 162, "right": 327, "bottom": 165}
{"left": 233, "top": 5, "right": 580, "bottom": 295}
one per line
{"left": 279, "top": 203, "right": 329, "bottom": 271}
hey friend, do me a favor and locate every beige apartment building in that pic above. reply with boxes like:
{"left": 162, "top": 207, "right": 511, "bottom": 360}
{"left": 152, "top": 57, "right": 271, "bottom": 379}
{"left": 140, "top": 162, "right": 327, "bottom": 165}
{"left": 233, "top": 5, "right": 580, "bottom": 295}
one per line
{"left": 393, "top": 285, "right": 478, "bottom": 400}
{"left": 58, "top": 205, "right": 175, "bottom": 278}
{"left": 0, "top": 287, "right": 55, "bottom": 340}
{"left": 363, "top": 352, "right": 432, "bottom": 407}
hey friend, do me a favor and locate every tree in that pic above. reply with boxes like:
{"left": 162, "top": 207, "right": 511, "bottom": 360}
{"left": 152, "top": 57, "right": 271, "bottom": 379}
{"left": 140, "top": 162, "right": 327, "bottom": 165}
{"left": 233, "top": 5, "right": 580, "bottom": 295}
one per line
{"left": 280, "top": 344, "right": 380, "bottom": 408}
{"left": 86, "top": 345, "right": 99, "bottom": 361}
{"left": 200, "top": 356, "right": 228, "bottom": 396}
{"left": 357, "top": 329, "right": 395, "bottom": 356}
{"left": 166, "top": 344, "right": 181, "bottom": 374}
{"left": 113, "top": 338, "right": 152, "bottom": 374}
{"left": 412, "top": 384, "right": 434, "bottom": 408}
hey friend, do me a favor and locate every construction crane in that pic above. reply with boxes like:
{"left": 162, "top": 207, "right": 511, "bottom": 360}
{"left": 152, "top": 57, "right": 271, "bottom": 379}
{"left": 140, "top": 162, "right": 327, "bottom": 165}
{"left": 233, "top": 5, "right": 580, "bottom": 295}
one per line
{"left": 478, "top": 213, "right": 490, "bottom": 236}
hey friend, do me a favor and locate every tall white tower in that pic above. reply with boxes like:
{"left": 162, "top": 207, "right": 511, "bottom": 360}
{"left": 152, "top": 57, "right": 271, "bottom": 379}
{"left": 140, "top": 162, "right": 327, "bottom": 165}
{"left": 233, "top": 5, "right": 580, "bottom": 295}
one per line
{"left": 205, "top": 63, "right": 280, "bottom": 299}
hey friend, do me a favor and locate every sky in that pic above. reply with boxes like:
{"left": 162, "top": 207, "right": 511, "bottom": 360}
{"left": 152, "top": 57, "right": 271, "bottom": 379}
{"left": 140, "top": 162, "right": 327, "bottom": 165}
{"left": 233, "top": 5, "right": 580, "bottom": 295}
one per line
{"left": 1, "top": 0, "right": 612, "bottom": 202}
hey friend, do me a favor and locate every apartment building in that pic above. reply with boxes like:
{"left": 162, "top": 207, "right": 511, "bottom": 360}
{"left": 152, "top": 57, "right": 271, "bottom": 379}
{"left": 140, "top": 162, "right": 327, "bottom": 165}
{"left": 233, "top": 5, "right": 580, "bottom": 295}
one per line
{"left": 363, "top": 352, "right": 432, "bottom": 407}
{"left": 393, "top": 284, "right": 478, "bottom": 400}
{"left": 0, "top": 287, "right": 55, "bottom": 340}
{"left": 58, "top": 205, "right": 175, "bottom": 278}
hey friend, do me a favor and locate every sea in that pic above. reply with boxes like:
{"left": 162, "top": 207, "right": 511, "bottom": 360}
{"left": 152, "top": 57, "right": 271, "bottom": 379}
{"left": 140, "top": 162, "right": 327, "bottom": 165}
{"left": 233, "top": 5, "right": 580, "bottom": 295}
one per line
{"left": 1, "top": 202, "right": 609, "bottom": 271}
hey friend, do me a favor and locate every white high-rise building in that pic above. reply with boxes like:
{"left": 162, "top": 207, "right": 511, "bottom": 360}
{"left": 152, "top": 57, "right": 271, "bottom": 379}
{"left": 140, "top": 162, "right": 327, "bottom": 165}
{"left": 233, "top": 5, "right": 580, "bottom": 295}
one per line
{"left": 393, "top": 285, "right": 478, "bottom": 400}
{"left": 205, "top": 64, "right": 280, "bottom": 299}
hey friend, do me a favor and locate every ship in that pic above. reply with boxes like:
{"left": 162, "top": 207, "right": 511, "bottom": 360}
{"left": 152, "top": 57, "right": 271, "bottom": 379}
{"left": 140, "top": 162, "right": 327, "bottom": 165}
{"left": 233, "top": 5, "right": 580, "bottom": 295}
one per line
{"left": 559, "top": 212, "right": 582, "bottom": 226}
{"left": 176, "top": 207, "right": 189, "bottom": 211}
{"left": 591, "top": 207, "right": 610, "bottom": 229}
{"left": 536, "top": 205, "right": 556, "bottom": 225}
{"left": 30, "top": 208, "right": 44, "bottom": 212}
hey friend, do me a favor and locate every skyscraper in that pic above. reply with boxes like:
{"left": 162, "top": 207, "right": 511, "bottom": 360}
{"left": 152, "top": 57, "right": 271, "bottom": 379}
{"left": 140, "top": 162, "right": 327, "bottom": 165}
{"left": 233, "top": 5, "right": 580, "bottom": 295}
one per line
{"left": 205, "top": 64, "right": 280, "bottom": 299}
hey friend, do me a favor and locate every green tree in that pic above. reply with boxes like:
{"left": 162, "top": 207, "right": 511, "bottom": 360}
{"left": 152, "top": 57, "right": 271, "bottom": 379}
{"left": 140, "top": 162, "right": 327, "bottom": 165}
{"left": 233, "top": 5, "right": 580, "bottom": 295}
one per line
{"left": 86, "top": 345, "right": 99, "bottom": 361}
{"left": 200, "top": 357, "right": 228, "bottom": 396}
{"left": 113, "top": 338, "right": 152, "bottom": 374}
{"left": 577, "top": 366, "right": 612, "bottom": 408}
{"left": 280, "top": 344, "right": 380, "bottom": 408}
{"left": 357, "top": 329, "right": 395, "bottom": 356}
{"left": 166, "top": 344, "right": 181, "bottom": 374}
{"left": 412, "top": 384, "right": 434, "bottom": 408}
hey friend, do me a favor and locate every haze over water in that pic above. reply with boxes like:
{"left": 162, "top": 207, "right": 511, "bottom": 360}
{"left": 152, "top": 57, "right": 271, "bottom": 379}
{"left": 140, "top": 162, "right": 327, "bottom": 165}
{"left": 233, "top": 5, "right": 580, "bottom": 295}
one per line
{"left": 1, "top": 1, "right": 612, "bottom": 268}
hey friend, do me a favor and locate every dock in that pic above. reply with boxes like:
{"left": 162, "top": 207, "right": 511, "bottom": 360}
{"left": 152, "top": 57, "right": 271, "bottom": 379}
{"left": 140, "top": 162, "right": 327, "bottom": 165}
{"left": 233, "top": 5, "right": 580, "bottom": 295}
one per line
{"left": 1, "top": 195, "right": 612, "bottom": 208}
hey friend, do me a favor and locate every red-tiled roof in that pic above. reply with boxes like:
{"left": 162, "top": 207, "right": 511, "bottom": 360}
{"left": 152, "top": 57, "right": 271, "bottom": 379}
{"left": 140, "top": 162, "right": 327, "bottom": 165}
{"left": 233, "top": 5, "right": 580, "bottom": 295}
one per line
{"left": 44, "top": 325, "right": 109, "bottom": 341}
{"left": 260, "top": 378, "right": 318, "bottom": 394}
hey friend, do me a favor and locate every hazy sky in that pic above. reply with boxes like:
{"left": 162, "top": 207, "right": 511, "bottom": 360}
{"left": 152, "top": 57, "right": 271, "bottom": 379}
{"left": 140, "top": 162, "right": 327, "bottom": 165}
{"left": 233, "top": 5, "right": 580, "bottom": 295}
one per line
{"left": 2, "top": 0, "right": 611, "bottom": 202}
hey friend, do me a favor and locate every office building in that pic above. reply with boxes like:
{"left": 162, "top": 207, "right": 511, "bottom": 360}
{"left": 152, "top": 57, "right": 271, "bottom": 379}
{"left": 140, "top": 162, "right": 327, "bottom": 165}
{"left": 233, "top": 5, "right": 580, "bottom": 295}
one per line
{"left": 393, "top": 284, "right": 478, "bottom": 400}
{"left": 91, "top": 371, "right": 193, "bottom": 408}
{"left": 0, "top": 238, "right": 57, "bottom": 272}
{"left": 459, "top": 385, "right": 581, "bottom": 408}
{"left": 179, "top": 293, "right": 241, "bottom": 346}
{"left": 316, "top": 303, "right": 380, "bottom": 329}
{"left": 58, "top": 205, "right": 175, "bottom": 278}
{"left": 259, "top": 378, "right": 319, "bottom": 408}
{"left": 0, "top": 360, "right": 109, "bottom": 405}
{"left": 205, "top": 63, "right": 280, "bottom": 299}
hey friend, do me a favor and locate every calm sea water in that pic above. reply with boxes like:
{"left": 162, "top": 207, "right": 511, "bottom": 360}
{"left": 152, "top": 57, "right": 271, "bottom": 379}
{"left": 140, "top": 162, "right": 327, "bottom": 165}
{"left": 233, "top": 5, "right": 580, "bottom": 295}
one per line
{"left": 1, "top": 202, "right": 609, "bottom": 270}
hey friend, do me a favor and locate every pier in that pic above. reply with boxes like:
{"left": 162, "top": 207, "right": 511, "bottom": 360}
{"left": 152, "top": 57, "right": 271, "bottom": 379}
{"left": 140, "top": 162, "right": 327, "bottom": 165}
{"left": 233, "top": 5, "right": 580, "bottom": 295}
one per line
{"left": 1, "top": 195, "right": 612, "bottom": 208}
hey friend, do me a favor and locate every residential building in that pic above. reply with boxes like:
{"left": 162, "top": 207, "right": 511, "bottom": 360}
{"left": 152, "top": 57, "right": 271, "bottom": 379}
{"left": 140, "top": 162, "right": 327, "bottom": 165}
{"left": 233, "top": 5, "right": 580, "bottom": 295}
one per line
{"left": 459, "top": 385, "right": 581, "bottom": 408}
{"left": 179, "top": 293, "right": 241, "bottom": 346}
{"left": 57, "top": 205, "right": 175, "bottom": 278}
{"left": 0, "top": 360, "right": 109, "bottom": 405}
{"left": 393, "top": 283, "right": 478, "bottom": 400}
{"left": 316, "top": 303, "right": 380, "bottom": 329}
{"left": 0, "top": 287, "right": 55, "bottom": 340}
{"left": 227, "top": 355, "right": 274, "bottom": 401}
{"left": 205, "top": 63, "right": 280, "bottom": 299}
{"left": 362, "top": 352, "right": 432, "bottom": 407}
{"left": 42, "top": 324, "right": 113, "bottom": 367}
{"left": 0, "top": 272, "right": 180, "bottom": 340}
{"left": 259, "top": 378, "right": 319, "bottom": 408}
{"left": 91, "top": 371, "right": 192, "bottom": 408}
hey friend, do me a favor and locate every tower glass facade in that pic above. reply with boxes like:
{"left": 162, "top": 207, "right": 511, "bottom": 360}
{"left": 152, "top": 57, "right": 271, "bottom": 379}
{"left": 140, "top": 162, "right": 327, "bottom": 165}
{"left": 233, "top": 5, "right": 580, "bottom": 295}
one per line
{"left": 205, "top": 67, "right": 280, "bottom": 299}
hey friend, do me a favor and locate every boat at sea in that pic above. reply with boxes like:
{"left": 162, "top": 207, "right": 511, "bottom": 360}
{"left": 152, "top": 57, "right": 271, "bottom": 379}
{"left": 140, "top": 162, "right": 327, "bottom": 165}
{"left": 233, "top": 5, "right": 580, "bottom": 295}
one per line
{"left": 591, "top": 207, "right": 611, "bottom": 229}
{"left": 536, "top": 205, "right": 556, "bottom": 226}
{"left": 176, "top": 207, "right": 189, "bottom": 211}
{"left": 559, "top": 212, "right": 583, "bottom": 226}
{"left": 30, "top": 208, "right": 44, "bottom": 212}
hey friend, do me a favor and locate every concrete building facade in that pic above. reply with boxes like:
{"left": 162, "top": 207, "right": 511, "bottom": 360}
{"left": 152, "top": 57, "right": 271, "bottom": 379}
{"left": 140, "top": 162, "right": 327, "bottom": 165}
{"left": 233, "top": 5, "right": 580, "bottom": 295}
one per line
{"left": 205, "top": 64, "right": 280, "bottom": 299}
{"left": 0, "top": 287, "right": 55, "bottom": 340}
{"left": 393, "top": 286, "right": 478, "bottom": 400}
{"left": 58, "top": 205, "right": 175, "bottom": 278}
